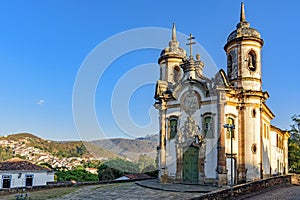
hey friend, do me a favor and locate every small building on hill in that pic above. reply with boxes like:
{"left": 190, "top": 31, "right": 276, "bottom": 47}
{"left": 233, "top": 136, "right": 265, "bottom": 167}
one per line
{"left": 115, "top": 173, "right": 151, "bottom": 181}
{"left": 0, "top": 158, "right": 54, "bottom": 189}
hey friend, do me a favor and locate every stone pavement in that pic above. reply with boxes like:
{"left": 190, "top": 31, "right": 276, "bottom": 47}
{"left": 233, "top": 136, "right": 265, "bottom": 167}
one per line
{"left": 136, "top": 179, "right": 218, "bottom": 193}
{"left": 50, "top": 181, "right": 218, "bottom": 200}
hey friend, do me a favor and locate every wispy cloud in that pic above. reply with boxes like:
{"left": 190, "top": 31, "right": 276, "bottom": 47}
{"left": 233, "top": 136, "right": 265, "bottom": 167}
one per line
{"left": 37, "top": 100, "right": 45, "bottom": 105}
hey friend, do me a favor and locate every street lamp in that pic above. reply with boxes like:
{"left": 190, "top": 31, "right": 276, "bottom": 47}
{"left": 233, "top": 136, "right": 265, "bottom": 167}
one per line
{"left": 223, "top": 123, "right": 235, "bottom": 195}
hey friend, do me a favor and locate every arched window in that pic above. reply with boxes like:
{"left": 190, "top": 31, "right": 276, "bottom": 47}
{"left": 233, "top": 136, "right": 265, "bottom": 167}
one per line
{"left": 248, "top": 51, "right": 256, "bottom": 72}
{"left": 204, "top": 117, "right": 214, "bottom": 139}
{"left": 174, "top": 66, "right": 181, "bottom": 82}
{"left": 168, "top": 116, "right": 178, "bottom": 139}
{"left": 226, "top": 117, "right": 235, "bottom": 139}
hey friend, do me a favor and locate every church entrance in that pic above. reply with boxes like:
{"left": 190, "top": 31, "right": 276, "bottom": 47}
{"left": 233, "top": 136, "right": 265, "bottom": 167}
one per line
{"left": 183, "top": 146, "right": 199, "bottom": 184}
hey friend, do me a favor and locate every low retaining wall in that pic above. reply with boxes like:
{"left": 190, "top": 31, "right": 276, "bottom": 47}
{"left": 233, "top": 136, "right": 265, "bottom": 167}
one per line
{"left": 0, "top": 177, "right": 154, "bottom": 196}
{"left": 191, "top": 175, "right": 291, "bottom": 200}
{"left": 291, "top": 174, "right": 300, "bottom": 185}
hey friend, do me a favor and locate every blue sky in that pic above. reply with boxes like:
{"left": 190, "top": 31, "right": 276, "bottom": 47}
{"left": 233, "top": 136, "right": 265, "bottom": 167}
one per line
{"left": 0, "top": 0, "right": 299, "bottom": 140}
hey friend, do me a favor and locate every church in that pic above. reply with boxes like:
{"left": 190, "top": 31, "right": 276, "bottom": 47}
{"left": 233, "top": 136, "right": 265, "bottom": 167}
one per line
{"left": 154, "top": 3, "right": 289, "bottom": 185}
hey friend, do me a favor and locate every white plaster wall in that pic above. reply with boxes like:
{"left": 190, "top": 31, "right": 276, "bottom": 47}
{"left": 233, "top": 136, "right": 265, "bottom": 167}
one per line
{"left": 0, "top": 171, "right": 54, "bottom": 188}
{"left": 34, "top": 171, "right": 55, "bottom": 186}
{"left": 244, "top": 105, "right": 261, "bottom": 181}
{"left": 270, "top": 131, "right": 277, "bottom": 174}
{"left": 204, "top": 138, "right": 218, "bottom": 179}
{"left": 269, "top": 130, "right": 285, "bottom": 174}
{"left": 166, "top": 139, "right": 177, "bottom": 176}
{"left": 202, "top": 103, "right": 218, "bottom": 179}
{"left": 224, "top": 105, "right": 239, "bottom": 155}
{"left": 261, "top": 123, "right": 271, "bottom": 176}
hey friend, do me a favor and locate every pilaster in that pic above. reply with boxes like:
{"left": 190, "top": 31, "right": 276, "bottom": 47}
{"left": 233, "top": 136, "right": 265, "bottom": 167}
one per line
{"left": 216, "top": 91, "right": 227, "bottom": 185}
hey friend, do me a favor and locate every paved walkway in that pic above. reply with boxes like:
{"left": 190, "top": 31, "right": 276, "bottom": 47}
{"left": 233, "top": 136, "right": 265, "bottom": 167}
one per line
{"left": 50, "top": 181, "right": 300, "bottom": 200}
{"left": 51, "top": 181, "right": 215, "bottom": 200}
{"left": 136, "top": 179, "right": 218, "bottom": 193}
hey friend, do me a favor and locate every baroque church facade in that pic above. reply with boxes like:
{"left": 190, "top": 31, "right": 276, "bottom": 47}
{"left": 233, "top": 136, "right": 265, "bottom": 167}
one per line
{"left": 154, "top": 3, "right": 289, "bottom": 185}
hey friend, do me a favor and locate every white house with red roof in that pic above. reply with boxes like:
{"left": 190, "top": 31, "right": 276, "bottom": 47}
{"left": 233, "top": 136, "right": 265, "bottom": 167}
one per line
{"left": 0, "top": 158, "right": 54, "bottom": 189}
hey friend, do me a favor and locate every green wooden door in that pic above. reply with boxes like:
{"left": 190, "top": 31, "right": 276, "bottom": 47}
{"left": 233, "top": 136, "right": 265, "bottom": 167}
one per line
{"left": 183, "top": 146, "right": 199, "bottom": 184}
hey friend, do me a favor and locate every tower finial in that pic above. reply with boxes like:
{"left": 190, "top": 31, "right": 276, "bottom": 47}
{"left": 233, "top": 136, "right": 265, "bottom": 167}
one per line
{"left": 240, "top": 2, "right": 246, "bottom": 22}
{"left": 172, "top": 23, "right": 176, "bottom": 41}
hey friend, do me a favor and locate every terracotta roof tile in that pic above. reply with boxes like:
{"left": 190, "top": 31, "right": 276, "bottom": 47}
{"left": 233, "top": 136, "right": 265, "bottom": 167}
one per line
{"left": 0, "top": 159, "right": 51, "bottom": 171}
{"left": 124, "top": 173, "right": 151, "bottom": 180}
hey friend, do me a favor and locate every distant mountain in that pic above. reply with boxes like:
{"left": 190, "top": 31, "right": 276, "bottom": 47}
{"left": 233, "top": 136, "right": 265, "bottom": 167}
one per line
{"left": 90, "top": 135, "right": 158, "bottom": 161}
{"left": 136, "top": 134, "right": 158, "bottom": 142}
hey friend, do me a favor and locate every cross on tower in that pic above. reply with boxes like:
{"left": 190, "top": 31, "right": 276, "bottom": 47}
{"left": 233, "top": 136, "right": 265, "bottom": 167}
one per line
{"left": 186, "top": 33, "right": 196, "bottom": 59}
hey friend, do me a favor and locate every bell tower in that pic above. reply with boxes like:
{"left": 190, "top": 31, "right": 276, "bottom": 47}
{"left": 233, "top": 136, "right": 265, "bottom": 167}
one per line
{"left": 158, "top": 24, "right": 186, "bottom": 84}
{"left": 224, "top": 2, "right": 264, "bottom": 91}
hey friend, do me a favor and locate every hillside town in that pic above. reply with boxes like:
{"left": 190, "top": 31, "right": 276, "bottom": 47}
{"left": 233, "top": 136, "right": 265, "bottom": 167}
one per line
{"left": 0, "top": 136, "right": 102, "bottom": 171}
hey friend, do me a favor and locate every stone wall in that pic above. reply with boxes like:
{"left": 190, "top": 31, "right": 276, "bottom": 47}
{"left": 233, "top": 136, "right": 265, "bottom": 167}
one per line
{"left": 191, "top": 175, "right": 291, "bottom": 200}
{"left": 291, "top": 174, "right": 300, "bottom": 185}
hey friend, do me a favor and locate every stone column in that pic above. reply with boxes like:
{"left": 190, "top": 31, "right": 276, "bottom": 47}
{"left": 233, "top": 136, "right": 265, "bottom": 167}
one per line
{"left": 216, "top": 91, "right": 227, "bottom": 185}
{"left": 159, "top": 100, "right": 168, "bottom": 183}
{"left": 199, "top": 147, "right": 205, "bottom": 184}
{"left": 176, "top": 145, "right": 182, "bottom": 183}
{"left": 237, "top": 104, "right": 246, "bottom": 183}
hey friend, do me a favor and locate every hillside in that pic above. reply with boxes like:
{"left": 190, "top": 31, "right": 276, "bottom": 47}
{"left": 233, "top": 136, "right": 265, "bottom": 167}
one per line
{"left": 0, "top": 133, "right": 118, "bottom": 166}
{"left": 0, "top": 133, "right": 158, "bottom": 167}
{"left": 90, "top": 136, "right": 158, "bottom": 161}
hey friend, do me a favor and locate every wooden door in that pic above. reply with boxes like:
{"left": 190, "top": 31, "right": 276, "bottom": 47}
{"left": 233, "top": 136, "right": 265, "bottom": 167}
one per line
{"left": 183, "top": 146, "right": 199, "bottom": 184}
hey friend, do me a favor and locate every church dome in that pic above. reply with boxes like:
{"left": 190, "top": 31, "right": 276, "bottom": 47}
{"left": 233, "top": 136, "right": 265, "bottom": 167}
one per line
{"left": 227, "top": 24, "right": 261, "bottom": 43}
{"left": 159, "top": 45, "right": 186, "bottom": 58}
{"left": 226, "top": 2, "right": 263, "bottom": 44}
{"left": 158, "top": 24, "right": 187, "bottom": 63}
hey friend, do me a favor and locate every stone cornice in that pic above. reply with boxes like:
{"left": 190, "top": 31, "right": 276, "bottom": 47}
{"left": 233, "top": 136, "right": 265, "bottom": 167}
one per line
{"left": 261, "top": 102, "right": 275, "bottom": 119}
{"left": 270, "top": 125, "right": 290, "bottom": 138}
{"left": 224, "top": 36, "right": 264, "bottom": 51}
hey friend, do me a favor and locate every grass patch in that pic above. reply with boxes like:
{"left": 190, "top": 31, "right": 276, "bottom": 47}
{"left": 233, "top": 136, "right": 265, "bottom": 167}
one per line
{"left": 1, "top": 187, "right": 79, "bottom": 200}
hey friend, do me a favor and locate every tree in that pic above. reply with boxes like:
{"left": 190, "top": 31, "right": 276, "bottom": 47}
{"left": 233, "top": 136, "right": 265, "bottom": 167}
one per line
{"left": 137, "top": 154, "right": 156, "bottom": 172}
{"left": 290, "top": 115, "right": 300, "bottom": 140}
{"left": 38, "top": 162, "right": 53, "bottom": 169}
{"left": 289, "top": 114, "right": 300, "bottom": 173}
{"left": 0, "top": 146, "right": 13, "bottom": 161}
{"left": 56, "top": 169, "right": 98, "bottom": 182}
{"left": 97, "top": 158, "right": 139, "bottom": 181}
{"left": 141, "top": 165, "right": 158, "bottom": 177}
